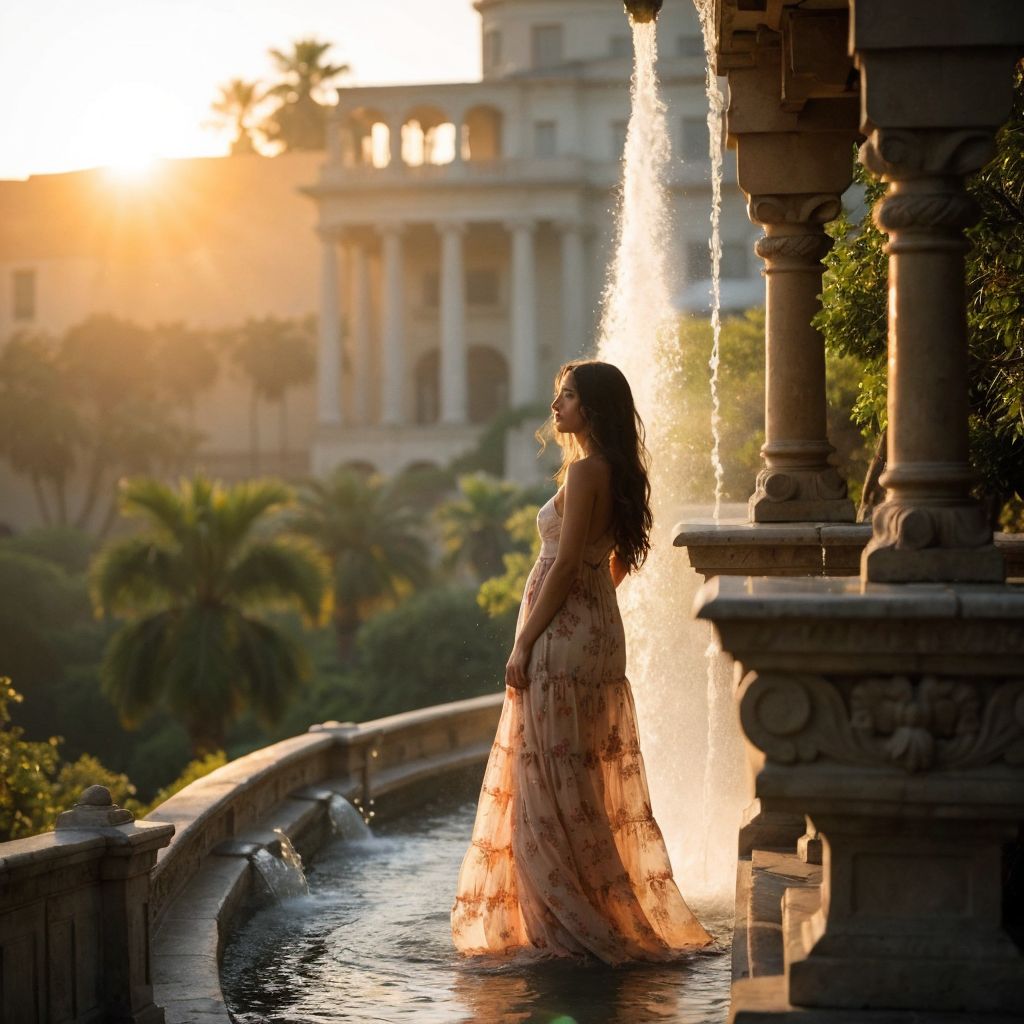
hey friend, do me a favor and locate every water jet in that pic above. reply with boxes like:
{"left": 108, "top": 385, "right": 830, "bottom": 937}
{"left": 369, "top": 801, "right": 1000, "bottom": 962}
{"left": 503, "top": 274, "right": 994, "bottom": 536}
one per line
{"left": 623, "top": 0, "right": 662, "bottom": 24}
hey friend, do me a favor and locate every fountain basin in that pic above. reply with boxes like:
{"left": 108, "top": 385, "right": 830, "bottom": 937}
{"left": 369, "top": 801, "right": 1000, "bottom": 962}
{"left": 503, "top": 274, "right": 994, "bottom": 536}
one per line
{"left": 148, "top": 694, "right": 503, "bottom": 1023}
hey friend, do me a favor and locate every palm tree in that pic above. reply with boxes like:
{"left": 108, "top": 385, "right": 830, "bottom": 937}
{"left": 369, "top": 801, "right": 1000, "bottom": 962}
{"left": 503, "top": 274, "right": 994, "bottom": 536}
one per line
{"left": 436, "top": 473, "right": 547, "bottom": 580}
{"left": 262, "top": 38, "right": 348, "bottom": 151}
{"left": 231, "top": 316, "right": 316, "bottom": 473}
{"left": 210, "top": 78, "right": 264, "bottom": 155}
{"left": 91, "top": 477, "right": 328, "bottom": 754}
{"left": 290, "top": 469, "right": 431, "bottom": 657}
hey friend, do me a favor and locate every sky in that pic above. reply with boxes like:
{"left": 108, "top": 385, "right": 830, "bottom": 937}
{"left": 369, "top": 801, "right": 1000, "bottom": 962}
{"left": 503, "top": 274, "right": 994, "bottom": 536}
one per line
{"left": 0, "top": 0, "right": 481, "bottom": 180}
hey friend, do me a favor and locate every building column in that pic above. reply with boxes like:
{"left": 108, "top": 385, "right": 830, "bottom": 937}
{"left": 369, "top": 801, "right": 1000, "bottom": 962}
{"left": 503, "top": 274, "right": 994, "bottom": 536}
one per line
{"left": 316, "top": 228, "right": 343, "bottom": 428}
{"left": 854, "top": 0, "right": 1016, "bottom": 583}
{"left": 380, "top": 224, "right": 406, "bottom": 427}
{"left": 507, "top": 218, "right": 538, "bottom": 407}
{"left": 438, "top": 220, "right": 468, "bottom": 425}
{"left": 557, "top": 219, "right": 588, "bottom": 363}
{"left": 351, "top": 242, "right": 372, "bottom": 426}
{"left": 727, "top": 38, "right": 857, "bottom": 524}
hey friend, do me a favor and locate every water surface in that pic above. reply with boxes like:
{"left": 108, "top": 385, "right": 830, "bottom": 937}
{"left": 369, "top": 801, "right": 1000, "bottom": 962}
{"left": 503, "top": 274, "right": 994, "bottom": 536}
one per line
{"left": 222, "top": 795, "right": 732, "bottom": 1023}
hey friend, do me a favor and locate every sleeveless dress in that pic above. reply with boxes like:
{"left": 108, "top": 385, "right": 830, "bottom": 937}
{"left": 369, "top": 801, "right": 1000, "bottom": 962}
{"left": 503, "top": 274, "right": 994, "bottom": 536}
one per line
{"left": 451, "top": 492, "right": 711, "bottom": 963}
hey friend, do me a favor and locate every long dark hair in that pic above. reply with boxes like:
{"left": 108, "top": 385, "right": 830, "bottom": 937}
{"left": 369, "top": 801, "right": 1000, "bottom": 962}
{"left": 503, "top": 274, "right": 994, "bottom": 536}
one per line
{"left": 546, "top": 360, "right": 653, "bottom": 574}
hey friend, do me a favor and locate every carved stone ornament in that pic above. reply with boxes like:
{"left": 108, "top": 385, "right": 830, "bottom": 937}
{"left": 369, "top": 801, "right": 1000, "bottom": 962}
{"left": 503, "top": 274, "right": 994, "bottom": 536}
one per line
{"left": 870, "top": 500, "right": 993, "bottom": 551}
{"left": 755, "top": 232, "right": 833, "bottom": 264}
{"left": 56, "top": 783, "right": 135, "bottom": 829}
{"left": 748, "top": 193, "right": 844, "bottom": 227}
{"left": 738, "top": 671, "right": 1024, "bottom": 773}
{"left": 752, "top": 466, "right": 849, "bottom": 505}
{"left": 860, "top": 127, "right": 998, "bottom": 181}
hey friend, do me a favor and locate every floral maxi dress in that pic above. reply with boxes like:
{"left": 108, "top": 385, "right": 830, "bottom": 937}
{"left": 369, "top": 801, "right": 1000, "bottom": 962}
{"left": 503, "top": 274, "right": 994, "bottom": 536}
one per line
{"left": 451, "top": 493, "right": 711, "bottom": 963}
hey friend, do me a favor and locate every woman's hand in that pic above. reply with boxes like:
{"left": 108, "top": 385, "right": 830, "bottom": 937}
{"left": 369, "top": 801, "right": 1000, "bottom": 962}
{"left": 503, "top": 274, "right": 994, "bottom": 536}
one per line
{"left": 505, "top": 639, "right": 533, "bottom": 690}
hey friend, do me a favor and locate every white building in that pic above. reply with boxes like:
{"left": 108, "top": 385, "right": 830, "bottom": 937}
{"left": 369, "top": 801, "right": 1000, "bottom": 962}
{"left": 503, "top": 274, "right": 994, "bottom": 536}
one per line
{"left": 307, "top": 0, "right": 759, "bottom": 478}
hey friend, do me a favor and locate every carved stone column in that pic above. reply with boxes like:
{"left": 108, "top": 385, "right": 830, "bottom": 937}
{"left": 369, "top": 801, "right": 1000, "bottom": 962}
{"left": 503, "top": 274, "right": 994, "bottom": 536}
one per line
{"left": 727, "top": 36, "right": 858, "bottom": 525}
{"left": 380, "top": 224, "right": 406, "bottom": 427}
{"left": 438, "top": 220, "right": 468, "bottom": 425}
{"left": 507, "top": 218, "right": 538, "bottom": 407}
{"left": 316, "top": 229, "right": 343, "bottom": 428}
{"left": 350, "top": 241, "right": 372, "bottom": 426}
{"left": 748, "top": 192, "right": 854, "bottom": 523}
{"left": 697, "top": 576, "right": 1024, "bottom": 1014}
{"left": 557, "top": 219, "right": 588, "bottom": 364}
{"left": 853, "top": 0, "right": 1023, "bottom": 583}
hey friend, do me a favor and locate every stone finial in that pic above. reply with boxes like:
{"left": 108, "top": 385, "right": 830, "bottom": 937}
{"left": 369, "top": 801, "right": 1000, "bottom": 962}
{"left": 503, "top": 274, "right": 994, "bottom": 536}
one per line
{"left": 56, "top": 784, "right": 135, "bottom": 830}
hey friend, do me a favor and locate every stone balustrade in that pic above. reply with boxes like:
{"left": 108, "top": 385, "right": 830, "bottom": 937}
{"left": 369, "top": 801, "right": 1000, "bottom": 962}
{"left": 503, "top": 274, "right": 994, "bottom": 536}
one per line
{"left": 0, "top": 693, "right": 502, "bottom": 1024}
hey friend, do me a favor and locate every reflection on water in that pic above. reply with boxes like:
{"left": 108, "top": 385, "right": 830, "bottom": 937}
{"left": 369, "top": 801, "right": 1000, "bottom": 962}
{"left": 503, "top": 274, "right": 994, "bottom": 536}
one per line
{"left": 222, "top": 794, "right": 732, "bottom": 1023}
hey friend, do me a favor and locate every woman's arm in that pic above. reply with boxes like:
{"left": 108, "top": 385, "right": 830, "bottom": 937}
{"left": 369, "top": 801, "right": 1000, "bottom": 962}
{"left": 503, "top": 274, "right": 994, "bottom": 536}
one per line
{"left": 609, "top": 550, "right": 627, "bottom": 588}
{"left": 505, "top": 460, "right": 598, "bottom": 688}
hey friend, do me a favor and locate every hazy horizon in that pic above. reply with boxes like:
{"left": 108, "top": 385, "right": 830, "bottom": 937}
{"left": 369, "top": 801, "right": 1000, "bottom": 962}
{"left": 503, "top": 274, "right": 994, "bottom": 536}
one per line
{"left": 0, "top": 0, "right": 481, "bottom": 181}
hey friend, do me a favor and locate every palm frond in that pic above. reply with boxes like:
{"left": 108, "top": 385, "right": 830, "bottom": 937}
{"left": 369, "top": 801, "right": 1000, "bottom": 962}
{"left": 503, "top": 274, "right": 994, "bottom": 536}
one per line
{"left": 100, "top": 612, "right": 176, "bottom": 725}
{"left": 91, "top": 536, "right": 182, "bottom": 615}
{"left": 234, "top": 615, "right": 309, "bottom": 722}
{"left": 224, "top": 538, "right": 328, "bottom": 623}
{"left": 119, "top": 477, "right": 188, "bottom": 540}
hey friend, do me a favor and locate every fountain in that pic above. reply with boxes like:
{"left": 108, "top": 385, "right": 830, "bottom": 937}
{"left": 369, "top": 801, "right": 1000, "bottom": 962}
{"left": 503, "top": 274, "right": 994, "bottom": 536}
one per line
{"left": 329, "top": 793, "right": 374, "bottom": 839}
{"left": 596, "top": 2, "right": 746, "bottom": 908}
{"left": 251, "top": 830, "right": 310, "bottom": 901}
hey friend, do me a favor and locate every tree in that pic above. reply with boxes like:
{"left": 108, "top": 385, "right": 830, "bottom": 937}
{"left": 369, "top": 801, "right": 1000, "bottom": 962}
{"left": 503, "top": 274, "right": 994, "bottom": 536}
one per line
{"left": 151, "top": 322, "right": 220, "bottom": 431}
{"left": 290, "top": 469, "right": 431, "bottom": 657}
{"left": 262, "top": 39, "right": 348, "bottom": 152}
{"left": 354, "top": 587, "right": 509, "bottom": 718}
{"left": 477, "top": 504, "right": 543, "bottom": 624}
{"left": 436, "top": 473, "right": 549, "bottom": 580}
{"left": 816, "top": 62, "right": 1024, "bottom": 521}
{"left": 210, "top": 78, "right": 264, "bottom": 156}
{"left": 231, "top": 316, "right": 317, "bottom": 472}
{"left": 0, "top": 334, "right": 79, "bottom": 524}
{"left": 91, "top": 477, "right": 328, "bottom": 754}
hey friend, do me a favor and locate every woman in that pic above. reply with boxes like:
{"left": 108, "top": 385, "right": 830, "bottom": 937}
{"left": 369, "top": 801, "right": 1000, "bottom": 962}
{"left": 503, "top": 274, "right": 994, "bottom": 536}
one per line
{"left": 451, "top": 360, "right": 712, "bottom": 963}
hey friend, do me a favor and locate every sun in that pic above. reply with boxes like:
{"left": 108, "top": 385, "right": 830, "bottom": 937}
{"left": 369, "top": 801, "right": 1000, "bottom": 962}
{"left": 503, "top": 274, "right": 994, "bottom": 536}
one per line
{"left": 104, "top": 149, "right": 160, "bottom": 181}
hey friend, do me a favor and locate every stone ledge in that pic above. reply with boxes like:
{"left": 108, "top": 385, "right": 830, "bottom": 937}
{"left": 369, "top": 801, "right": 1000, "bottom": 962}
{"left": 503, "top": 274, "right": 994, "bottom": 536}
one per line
{"left": 676, "top": 519, "right": 1024, "bottom": 582}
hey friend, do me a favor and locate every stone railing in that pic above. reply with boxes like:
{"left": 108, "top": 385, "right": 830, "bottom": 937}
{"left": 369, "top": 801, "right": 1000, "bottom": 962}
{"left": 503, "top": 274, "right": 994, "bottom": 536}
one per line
{"left": 0, "top": 693, "right": 502, "bottom": 1024}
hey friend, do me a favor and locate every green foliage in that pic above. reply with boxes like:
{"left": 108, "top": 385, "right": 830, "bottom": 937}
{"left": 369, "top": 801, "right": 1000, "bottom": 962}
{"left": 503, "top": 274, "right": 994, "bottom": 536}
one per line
{"left": 477, "top": 504, "right": 543, "bottom": 622}
{"left": 139, "top": 751, "right": 227, "bottom": 816}
{"left": 92, "top": 476, "right": 329, "bottom": 753}
{"left": 0, "top": 679, "right": 137, "bottom": 840}
{"left": 816, "top": 65, "right": 1024, "bottom": 510}
{"left": 449, "top": 403, "right": 552, "bottom": 478}
{"left": 291, "top": 469, "right": 431, "bottom": 655}
{"left": 210, "top": 78, "right": 264, "bottom": 155}
{"left": 261, "top": 39, "right": 348, "bottom": 152}
{"left": 436, "top": 474, "right": 553, "bottom": 581}
{"left": 354, "top": 587, "right": 510, "bottom": 717}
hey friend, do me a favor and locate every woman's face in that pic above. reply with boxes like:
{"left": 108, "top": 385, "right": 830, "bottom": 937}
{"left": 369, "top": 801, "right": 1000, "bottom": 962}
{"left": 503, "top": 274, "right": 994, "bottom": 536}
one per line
{"left": 551, "top": 370, "right": 587, "bottom": 436}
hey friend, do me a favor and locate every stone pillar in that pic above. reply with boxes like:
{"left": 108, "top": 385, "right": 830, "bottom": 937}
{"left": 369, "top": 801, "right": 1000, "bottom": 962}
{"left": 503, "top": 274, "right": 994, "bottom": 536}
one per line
{"left": 507, "top": 218, "right": 538, "bottom": 407}
{"left": 438, "top": 220, "right": 468, "bottom": 424}
{"left": 747, "top": 192, "right": 854, "bottom": 523}
{"left": 853, "top": 0, "right": 1019, "bottom": 582}
{"left": 380, "top": 224, "right": 406, "bottom": 427}
{"left": 316, "top": 229, "right": 343, "bottom": 428}
{"left": 351, "top": 242, "right": 372, "bottom": 426}
{"left": 56, "top": 785, "right": 174, "bottom": 1024}
{"left": 727, "top": 37, "right": 857, "bottom": 524}
{"left": 386, "top": 116, "right": 402, "bottom": 168}
{"left": 557, "top": 219, "right": 588, "bottom": 363}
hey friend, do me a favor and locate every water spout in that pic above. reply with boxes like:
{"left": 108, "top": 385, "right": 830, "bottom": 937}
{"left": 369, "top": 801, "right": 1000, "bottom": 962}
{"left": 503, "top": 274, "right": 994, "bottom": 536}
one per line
{"left": 251, "top": 831, "right": 309, "bottom": 901}
{"left": 623, "top": 0, "right": 662, "bottom": 24}
{"left": 328, "top": 793, "right": 373, "bottom": 840}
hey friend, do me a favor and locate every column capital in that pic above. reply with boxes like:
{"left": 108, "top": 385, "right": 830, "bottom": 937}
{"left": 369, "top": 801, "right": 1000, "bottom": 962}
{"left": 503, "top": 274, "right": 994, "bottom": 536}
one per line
{"left": 504, "top": 217, "right": 537, "bottom": 235}
{"left": 436, "top": 218, "right": 467, "bottom": 236}
{"left": 552, "top": 217, "right": 590, "bottom": 237}
{"left": 378, "top": 221, "right": 407, "bottom": 240}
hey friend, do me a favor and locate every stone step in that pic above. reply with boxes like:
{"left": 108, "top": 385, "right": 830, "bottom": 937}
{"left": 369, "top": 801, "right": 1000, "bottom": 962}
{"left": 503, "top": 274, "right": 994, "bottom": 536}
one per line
{"left": 747, "top": 849, "right": 822, "bottom": 979}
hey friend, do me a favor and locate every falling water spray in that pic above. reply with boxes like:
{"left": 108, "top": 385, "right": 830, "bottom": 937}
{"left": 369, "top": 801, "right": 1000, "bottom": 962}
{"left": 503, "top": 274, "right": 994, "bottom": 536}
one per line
{"left": 597, "top": 15, "right": 744, "bottom": 907}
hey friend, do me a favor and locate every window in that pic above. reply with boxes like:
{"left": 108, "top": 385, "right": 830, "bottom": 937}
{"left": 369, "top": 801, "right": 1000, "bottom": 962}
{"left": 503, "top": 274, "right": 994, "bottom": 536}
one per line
{"left": 681, "top": 116, "right": 709, "bottom": 162}
{"left": 531, "top": 25, "right": 564, "bottom": 69}
{"left": 467, "top": 269, "right": 499, "bottom": 306}
{"left": 422, "top": 271, "right": 439, "bottom": 309}
{"left": 721, "top": 241, "right": 749, "bottom": 280}
{"left": 534, "top": 120, "right": 557, "bottom": 158}
{"left": 677, "top": 34, "right": 705, "bottom": 57}
{"left": 12, "top": 269, "right": 36, "bottom": 321}
{"left": 609, "top": 34, "right": 632, "bottom": 58}
{"left": 611, "top": 120, "right": 628, "bottom": 160}
{"left": 483, "top": 29, "right": 502, "bottom": 73}
{"left": 685, "top": 241, "right": 709, "bottom": 283}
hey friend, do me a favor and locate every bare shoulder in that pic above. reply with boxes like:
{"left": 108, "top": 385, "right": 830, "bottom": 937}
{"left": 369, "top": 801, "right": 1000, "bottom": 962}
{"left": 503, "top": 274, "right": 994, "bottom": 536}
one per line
{"left": 566, "top": 455, "right": 611, "bottom": 491}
